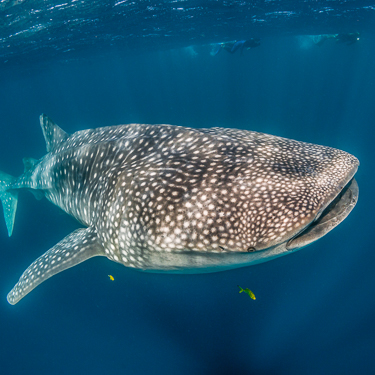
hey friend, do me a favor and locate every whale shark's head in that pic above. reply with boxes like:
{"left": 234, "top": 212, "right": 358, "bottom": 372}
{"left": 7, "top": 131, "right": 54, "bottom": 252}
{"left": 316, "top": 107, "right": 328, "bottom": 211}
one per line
{"left": 231, "top": 135, "right": 360, "bottom": 253}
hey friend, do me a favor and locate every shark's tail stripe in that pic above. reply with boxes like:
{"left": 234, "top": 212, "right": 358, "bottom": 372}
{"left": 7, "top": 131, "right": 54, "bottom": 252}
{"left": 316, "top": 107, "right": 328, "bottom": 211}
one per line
{"left": 0, "top": 171, "right": 18, "bottom": 237}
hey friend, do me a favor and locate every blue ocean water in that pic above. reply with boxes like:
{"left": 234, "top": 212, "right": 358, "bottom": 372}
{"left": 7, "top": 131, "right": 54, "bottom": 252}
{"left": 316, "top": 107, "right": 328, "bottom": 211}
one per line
{"left": 1, "top": 1, "right": 374, "bottom": 374}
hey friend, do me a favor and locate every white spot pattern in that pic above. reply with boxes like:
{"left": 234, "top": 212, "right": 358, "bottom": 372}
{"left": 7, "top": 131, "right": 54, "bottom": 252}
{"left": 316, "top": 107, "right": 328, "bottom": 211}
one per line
{"left": 6, "top": 119, "right": 359, "bottom": 303}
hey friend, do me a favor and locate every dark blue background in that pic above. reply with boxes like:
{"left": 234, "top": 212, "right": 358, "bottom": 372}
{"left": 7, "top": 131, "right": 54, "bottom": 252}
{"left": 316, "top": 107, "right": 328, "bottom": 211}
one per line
{"left": 0, "top": 35, "right": 374, "bottom": 374}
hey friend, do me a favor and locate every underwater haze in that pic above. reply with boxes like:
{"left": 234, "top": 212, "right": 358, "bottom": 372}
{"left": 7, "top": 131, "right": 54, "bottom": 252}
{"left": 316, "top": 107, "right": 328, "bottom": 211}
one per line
{"left": 1, "top": 1, "right": 375, "bottom": 374}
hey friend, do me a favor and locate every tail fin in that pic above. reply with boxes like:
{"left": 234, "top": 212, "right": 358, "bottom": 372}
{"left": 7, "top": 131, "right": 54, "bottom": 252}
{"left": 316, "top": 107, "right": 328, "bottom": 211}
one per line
{"left": 0, "top": 171, "right": 18, "bottom": 237}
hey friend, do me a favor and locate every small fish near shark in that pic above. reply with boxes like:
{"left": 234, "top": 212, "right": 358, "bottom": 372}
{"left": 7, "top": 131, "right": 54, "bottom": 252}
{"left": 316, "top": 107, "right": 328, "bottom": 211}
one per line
{"left": 0, "top": 115, "right": 359, "bottom": 305}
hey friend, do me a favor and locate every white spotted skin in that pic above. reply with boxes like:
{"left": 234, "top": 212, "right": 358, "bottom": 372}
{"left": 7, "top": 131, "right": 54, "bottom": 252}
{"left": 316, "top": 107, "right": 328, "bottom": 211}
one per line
{"left": 9, "top": 123, "right": 359, "bottom": 272}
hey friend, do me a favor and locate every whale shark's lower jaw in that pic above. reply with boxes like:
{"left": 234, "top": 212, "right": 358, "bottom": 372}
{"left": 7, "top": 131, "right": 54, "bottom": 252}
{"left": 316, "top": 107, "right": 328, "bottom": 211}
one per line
{"left": 287, "top": 177, "right": 358, "bottom": 251}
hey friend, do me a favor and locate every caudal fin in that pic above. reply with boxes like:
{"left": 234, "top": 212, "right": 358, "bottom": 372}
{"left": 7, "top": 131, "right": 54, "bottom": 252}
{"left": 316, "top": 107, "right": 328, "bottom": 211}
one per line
{"left": 0, "top": 171, "right": 18, "bottom": 236}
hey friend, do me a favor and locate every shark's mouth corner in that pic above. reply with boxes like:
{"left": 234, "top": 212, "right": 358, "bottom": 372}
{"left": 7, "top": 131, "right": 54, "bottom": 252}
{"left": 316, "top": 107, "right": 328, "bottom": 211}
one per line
{"left": 286, "top": 178, "right": 359, "bottom": 251}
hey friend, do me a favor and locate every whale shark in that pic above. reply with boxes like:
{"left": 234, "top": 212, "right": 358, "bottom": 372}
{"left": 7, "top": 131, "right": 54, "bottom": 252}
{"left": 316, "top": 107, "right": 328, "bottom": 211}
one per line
{"left": 0, "top": 115, "right": 359, "bottom": 304}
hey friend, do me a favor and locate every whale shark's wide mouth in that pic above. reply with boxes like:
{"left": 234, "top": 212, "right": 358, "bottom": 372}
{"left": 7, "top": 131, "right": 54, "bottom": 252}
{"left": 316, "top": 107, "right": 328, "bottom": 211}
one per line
{"left": 286, "top": 177, "right": 358, "bottom": 250}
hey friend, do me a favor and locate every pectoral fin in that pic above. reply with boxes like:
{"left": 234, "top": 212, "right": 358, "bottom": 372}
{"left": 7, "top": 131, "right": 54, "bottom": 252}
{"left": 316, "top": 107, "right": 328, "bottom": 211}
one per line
{"left": 7, "top": 227, "right": 105, "bottom": 305}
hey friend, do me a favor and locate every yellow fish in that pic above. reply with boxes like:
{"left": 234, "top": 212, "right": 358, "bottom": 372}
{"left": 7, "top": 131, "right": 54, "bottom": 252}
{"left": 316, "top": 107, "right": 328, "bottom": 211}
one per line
{"left": 108, "top": 275, "right": 114, "bottom": 281}
{"left": 238, "top": 285, "right": 256, "bottom": 300}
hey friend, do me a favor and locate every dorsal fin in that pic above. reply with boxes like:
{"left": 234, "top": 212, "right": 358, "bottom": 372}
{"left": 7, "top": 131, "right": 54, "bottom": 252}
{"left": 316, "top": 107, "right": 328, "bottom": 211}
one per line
{"left": 39, "top": 114, "right": 69, "bottom": 153}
